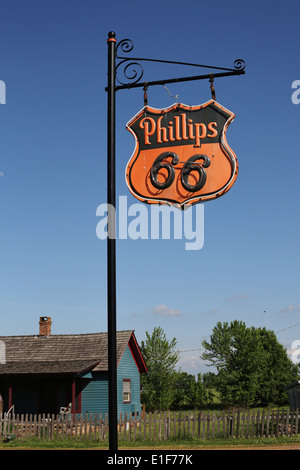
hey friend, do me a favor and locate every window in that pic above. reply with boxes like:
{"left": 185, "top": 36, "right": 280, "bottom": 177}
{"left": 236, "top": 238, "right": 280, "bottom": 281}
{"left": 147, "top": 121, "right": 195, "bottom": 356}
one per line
{"left": 123, "top": 379, "right": 131, "bottom": 403}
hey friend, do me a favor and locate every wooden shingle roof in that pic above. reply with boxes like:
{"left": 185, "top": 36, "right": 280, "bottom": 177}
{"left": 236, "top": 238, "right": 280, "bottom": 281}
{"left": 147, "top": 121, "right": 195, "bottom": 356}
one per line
{"left": 0, "top": 330, "right": 146, "bottom": 375}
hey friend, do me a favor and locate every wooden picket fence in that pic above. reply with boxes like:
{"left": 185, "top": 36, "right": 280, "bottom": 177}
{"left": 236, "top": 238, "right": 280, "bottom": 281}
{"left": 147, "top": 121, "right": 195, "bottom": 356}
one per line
{"left": 1, "top": 408, "right": 300, "bottom": 442}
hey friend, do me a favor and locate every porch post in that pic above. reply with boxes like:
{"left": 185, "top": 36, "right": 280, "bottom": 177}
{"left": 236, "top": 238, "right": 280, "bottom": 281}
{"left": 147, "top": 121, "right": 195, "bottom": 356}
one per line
{"left": 72, "top": 378, "right": 76, "bottom": 417}
{"left": 8, "top": 384, "right": 12, "bottom": 410}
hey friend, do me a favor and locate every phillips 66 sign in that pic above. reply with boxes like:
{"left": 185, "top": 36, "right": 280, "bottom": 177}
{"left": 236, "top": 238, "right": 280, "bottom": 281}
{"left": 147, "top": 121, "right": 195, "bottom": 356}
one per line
{"left": 125, "top": 100, "right": 238, "bottom": 207}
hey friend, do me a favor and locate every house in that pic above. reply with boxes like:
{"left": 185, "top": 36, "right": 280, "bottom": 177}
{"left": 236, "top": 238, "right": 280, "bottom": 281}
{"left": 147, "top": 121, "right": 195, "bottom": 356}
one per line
{"left": 0, "top": 317, "right": 147, "bottom": 417}
{"left": 285, "top": 380, "right": 300, "bottom": 410}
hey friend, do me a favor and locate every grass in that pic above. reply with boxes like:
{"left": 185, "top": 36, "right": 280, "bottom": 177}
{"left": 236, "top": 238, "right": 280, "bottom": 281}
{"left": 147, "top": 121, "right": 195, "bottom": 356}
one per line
{"left": 2, "top": 434, "right": 300, "bottom": 450}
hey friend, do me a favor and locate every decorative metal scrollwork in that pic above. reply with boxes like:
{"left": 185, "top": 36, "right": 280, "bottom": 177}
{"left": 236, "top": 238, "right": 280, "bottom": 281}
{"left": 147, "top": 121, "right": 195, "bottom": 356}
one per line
{"left": 114, "top": 37, "right": 245, "bottom": 88}
{"left": 233, "top": 59, "right": 246, "bottom": 71}
{"left": 117, "top": 39, "right": 134, "bottom": 54}
{"left": 116, "top": 39, "right": 144, "bottom": 86}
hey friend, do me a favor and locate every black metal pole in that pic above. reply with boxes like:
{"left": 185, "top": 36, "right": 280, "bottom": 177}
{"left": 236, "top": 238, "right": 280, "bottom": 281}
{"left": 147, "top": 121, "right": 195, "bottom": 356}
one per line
{"left": 107, "top": 30, "right": 118, "bottom": 451}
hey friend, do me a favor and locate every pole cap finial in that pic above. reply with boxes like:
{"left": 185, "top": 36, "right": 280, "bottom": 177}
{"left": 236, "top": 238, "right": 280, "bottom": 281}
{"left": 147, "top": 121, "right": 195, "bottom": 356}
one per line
{"left": 107, "top": 31, "right": 117, "bottom": 44}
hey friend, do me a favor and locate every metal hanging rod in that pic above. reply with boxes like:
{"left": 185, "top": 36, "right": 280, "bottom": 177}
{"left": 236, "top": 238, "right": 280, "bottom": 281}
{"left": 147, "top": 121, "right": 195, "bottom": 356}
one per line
{"left": 112, "top": 69, "right": 245, "bottom": 92}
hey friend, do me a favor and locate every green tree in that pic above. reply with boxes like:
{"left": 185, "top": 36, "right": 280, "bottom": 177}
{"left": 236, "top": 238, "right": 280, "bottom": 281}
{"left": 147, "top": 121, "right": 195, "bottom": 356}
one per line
{"left": 171, "top": 372, "right": 213, "bottom": 410}
{"left": 254, "top": 328, "right": 298, "bottom": 405}
{"left": 202, "top": 372, "right": 218, "bottom": 388}
{"left": 140, "top": 326, "right": 179, "bottom": 411}
{"left": 171, "top": 372, "right": 196, "bottom": 410}
{"left": 201, "top": 320, "right": 298, "bottom": 407}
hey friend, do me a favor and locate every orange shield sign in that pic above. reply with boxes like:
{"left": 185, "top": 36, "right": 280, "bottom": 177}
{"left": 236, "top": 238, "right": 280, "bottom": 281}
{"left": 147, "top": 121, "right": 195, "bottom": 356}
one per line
{"left": 125, "top": 100, "right": 238, "bottom": 207}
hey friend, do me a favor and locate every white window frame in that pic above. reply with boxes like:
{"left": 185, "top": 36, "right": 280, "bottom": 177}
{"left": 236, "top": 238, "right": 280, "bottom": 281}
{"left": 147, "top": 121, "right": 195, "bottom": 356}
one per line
{"left": 123, "top": 379, "right": 131, "bottom": 404}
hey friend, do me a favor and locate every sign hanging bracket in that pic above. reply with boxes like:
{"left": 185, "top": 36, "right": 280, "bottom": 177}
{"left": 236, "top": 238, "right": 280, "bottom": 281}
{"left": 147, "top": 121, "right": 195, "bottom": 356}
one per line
{"left": 143, "top": 82, "right": 148, "bottom": 106}
{"left": 209, "top": 73, "right": 216, "bottom": 100}
{"left": 109, "top": 38, "right": 246, "bottom": 92}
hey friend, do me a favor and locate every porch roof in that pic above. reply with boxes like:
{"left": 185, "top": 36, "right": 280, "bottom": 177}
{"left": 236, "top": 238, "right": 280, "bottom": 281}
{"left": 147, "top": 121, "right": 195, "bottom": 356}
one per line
{"left": 0, "top": 359, "right": 101, "bottom": 375}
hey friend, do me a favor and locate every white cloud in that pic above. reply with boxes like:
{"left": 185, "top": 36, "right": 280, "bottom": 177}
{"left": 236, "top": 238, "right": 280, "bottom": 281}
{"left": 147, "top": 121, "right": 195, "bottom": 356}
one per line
{"left": 152, "top": 304, "right": 181, "bottom": 316}
{"left": 200, "top": 309, "right": 218, "bottom": 314}
{"left": 176, "top": 353, "right": 214, "bottom": 374}
{"left": 278, "top": 304, "right": 297, "bottom": 313}
{"left": 225, "top": 294, "right": 248, "bottom": 302}
{"left": 177, "top": 354, "right": 201, "bottom": 371}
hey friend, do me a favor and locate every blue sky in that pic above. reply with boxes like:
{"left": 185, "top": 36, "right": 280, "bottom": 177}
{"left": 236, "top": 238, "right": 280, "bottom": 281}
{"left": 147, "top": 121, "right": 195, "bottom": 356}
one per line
{"left": 0, "top": 0, "right": 299, "bottom": 375}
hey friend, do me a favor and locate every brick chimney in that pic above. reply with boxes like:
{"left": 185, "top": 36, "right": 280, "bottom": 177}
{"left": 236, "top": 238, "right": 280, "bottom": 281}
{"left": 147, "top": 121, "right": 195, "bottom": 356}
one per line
{"left": 39, "top": 316, "right": 52, "bottom": 337}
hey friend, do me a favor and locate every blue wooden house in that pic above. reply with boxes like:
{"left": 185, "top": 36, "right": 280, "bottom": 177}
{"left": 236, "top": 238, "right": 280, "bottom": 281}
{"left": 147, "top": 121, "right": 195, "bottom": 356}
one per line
{"left": 0, "top": 317, "right": 147, "bottom": 417}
